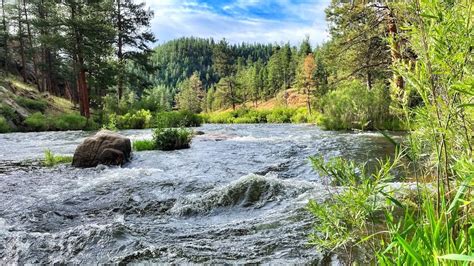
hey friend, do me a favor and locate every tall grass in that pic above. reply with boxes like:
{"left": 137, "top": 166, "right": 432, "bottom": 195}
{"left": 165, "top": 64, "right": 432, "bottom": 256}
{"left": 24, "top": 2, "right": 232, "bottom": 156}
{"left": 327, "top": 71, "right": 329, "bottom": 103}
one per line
{"left": 153, "top": 127, "right": 193, "bottom": 150}
{"left": 202, "top": 107, "right": 320, "bottom": 124}
{"left": 307, "top": 0, "right": 473, "bottom": 264}
{"left": 43, "top": 149, "right": 73, "bottom": 167}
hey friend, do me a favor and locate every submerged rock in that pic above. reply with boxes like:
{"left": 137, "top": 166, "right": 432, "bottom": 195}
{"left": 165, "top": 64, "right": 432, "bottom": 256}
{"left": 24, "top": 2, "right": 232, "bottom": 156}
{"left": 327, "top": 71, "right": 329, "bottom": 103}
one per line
{"left": 72, "top": 130, "right": 131, "bottom": 168}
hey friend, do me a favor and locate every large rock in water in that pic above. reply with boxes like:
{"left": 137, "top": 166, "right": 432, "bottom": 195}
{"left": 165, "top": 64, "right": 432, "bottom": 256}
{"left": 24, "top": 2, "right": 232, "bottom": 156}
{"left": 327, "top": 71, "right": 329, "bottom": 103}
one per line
{"left": 72, "top": 130, "right": 132, "bottom": 168}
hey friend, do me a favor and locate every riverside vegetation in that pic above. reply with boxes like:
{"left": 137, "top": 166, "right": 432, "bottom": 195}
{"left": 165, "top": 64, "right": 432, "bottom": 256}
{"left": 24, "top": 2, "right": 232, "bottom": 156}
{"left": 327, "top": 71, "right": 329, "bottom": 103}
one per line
{"left": 306, "top": 0, "right": 474, "bottom": 264}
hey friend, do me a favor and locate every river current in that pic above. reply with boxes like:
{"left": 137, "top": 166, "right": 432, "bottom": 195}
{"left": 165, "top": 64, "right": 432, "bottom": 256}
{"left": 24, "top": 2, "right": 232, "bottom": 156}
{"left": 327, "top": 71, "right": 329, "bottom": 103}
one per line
{"left": 0, "top": 124, "right": 396, "bottom": 264}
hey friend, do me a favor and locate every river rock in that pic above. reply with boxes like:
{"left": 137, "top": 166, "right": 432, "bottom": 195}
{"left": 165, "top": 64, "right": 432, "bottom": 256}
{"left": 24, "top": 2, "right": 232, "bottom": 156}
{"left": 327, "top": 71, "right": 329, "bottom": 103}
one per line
{"left": 72, "top": 130, "right": 131, "bottom": 168}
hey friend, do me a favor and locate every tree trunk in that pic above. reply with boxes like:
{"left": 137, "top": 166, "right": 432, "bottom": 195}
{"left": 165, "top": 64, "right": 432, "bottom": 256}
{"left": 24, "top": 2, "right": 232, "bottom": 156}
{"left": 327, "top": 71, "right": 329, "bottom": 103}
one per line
{"left": 367, "top": 71, "right": 373, "bottom": 90}
{"left": 23, "top": 0, "right": 41, "bottom": 92}
{"left": 72, "top": 3, "right": 90, "bottom": 118}
{"left": 117, "top": 0, "right": 124, "bottom": 100}
{"left": 1, "top": 0, "right": 9, "bottom": 70}
{"left": 17, "top": 2, "right": 27, "bottom": 82}
{"left": 387, "top": 9, "right": 404, "bottom": 90}
{"left": 22, "top": 0, "right": 40, "bottom": 91}
{"left": 306, "top": 87, "right": 312, "bottom": 115}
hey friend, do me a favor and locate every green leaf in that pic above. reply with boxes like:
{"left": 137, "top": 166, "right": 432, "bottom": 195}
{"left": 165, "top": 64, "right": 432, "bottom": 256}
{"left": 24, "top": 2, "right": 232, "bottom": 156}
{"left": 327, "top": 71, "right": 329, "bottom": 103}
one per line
{"left": 395, "top": 234, "right": 424, "bottom": 265}
{"left": 457, "top": 103, "right": 474, "bottom": 109}
{"left": 437, "top": 254, "right": 474, "bottom": 262}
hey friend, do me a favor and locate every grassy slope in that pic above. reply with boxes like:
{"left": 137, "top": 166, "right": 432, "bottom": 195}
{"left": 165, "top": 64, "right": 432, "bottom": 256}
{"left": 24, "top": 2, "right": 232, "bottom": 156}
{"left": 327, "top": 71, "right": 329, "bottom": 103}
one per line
{"left": 221, "top": 89, "right": 308, "bottom": 111}
{"left": 0, "top": 74, "right": 76, "bottom": 130}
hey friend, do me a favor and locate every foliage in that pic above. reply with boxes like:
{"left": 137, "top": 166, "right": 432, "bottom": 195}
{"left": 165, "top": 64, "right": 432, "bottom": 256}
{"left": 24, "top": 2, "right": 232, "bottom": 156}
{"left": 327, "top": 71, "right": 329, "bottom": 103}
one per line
{"left": 0, "top": 115, "right": 10, "bottom": 133}
{"left": 115, "top": 109, "right": 152, "bottom": 129}
{"left": 43, "top": 149, "right": 73, "bottom": 167}
{"left": 307, "top": 154, "right": 400, "bottom": 258}
{"left": 53, "top": 114, "right": 87, "bottom": 131}
{"left": 155, "top": 111, "right": 202, "bottom": 128}
{"left": 0, "top": 104, "right": 18, "bottom": 121}
{"left": 24, "top": 112, "right": 52, "bottom": 131}
{"left": 153, "top": 127, "right": 193, "bottom": 151}
{"left": 308, "top": 0, "right": 474, "bottom": 264}
{"left": 266, "top": 108, "right": 297, "bottom": 123}
{"left": 202, "top": 107, "right": 321, "bottom": 124}
{"left": 133, "top": 139, "right": 156, "bottom": 151}
{"left": 140, "top": 86, "right": 171, "bottom": 112}
{"left": 16, "top": 96, "right": 48, "bottom": 112}
{"left": 319, "top": 80, "right": 400, "bottom": 130}
{"left": 24, "top": 112, "right": 96, "bottom": 132}
{"left": 176, "top": 72, "right": 205, "bottom": 113}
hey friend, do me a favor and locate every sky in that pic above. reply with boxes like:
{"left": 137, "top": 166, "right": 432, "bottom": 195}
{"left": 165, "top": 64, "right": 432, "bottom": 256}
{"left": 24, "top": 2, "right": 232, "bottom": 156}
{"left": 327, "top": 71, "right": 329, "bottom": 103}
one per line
{"left": 145, "top": 0, "right": 331, "bottom": 47}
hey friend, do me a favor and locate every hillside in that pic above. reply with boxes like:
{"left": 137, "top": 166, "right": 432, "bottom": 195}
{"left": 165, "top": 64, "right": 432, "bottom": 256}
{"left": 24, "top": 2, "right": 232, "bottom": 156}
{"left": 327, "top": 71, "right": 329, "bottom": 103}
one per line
{"left": 223, "top": 89, "right": 308, "bottom": 111}
{"left": 0, "top": 75, "right": 76, "bottom": 132}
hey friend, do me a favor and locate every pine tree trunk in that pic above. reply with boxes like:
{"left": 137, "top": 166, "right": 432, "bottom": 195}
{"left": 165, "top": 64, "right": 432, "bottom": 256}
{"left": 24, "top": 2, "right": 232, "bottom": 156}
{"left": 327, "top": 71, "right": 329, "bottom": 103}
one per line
{"left": 117, "top": 0, "right": 124, "bottom": 100}
{"left": 306, "top": 87, "right": 312, "bottom": 115}
{"left": 72, "top": 3, "right": 90, "bottom": 118}
{"left": 1, "top": 0, "right": 8, "bottom": 70}
{"left": 22, "top": 0, "right": 40, "bottom": 91}
{"left": 387, "top": 9, "right": 404, "bottom": 90}
{"left": 17, "top": 2, "right": 27, "bottom": 82}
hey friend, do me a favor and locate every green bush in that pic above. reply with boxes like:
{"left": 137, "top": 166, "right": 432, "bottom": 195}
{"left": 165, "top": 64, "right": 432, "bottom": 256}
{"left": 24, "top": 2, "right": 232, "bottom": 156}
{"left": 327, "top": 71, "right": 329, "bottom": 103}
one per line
{"left": 24, "top": 112, "right": 52, "bottom": 131}
{"left": 0, "top": 104, "right": 18, "bottom": 121}
{"left": 203, "top": 108, "right": 324, "bottom": 124}
{"left": 319, "top": 80, "right": 400, "bottom": 130}
{"left": 24, "top": 112, "right": 93, "bottom": 132}
{"left": 155, "top": 110, "right": 201, "bottom": 128}
{"left": 0, "top": 115, "right": 10, "bottom": 133}
{"left": 116, "top": 109, "right": 153, "bottom": 129}
{"left": 16, "top": 96, "right": 48, "bottom": 112}
{"left": 153, "top": 127, "right": 193, "bottom": 150}
{"left": 43, "top": 149, "right": 73, "bottom": 167}
{"left": 266, "top": 108, "right": 296, "bottom": 123}
{"left": 133, "top": 139, "right": 156, "bottom": 151}
{"left": 54, "top": 113, "right": 87, "bottom": 130}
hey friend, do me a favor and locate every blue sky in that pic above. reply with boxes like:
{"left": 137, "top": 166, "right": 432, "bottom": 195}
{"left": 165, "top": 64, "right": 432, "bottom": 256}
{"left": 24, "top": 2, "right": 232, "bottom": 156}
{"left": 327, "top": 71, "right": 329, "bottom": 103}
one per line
{"left": 145, "top": 0, "right": 331, "bottom": 46}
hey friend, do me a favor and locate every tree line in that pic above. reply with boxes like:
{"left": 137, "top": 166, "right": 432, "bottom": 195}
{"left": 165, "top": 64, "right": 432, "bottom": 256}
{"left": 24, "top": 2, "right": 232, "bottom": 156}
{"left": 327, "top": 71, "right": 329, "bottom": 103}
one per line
{"left": 0, "top": 0, "right": 154, "bottom": 118}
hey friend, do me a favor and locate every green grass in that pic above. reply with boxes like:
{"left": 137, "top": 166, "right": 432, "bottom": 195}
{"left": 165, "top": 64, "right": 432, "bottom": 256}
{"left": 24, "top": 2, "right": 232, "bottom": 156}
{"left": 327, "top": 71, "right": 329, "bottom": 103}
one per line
{"left": 24, "top": 112, "right": 51, "bottom": 131}
{"left": 0, "top": 115, "right": 10, "bottom": 133}
{"left": 24, "top": 112, "right": 97, "bottom": 132}
{"left": 54, "top": 113, "right": 88, "bottom": 130}
{"left": 153, "top": 127, "right": 193, "bottom": 150}
{"left": 133, "top": 139, "right": 156, "bottom": 151}
{"left": 155, "top": 110, "right": 202, "bottom": 128}
{"left": 16, "top": 96, "right": 48, "bottom": 112}
{"left": 201, "top": 107, "right": 319, "bottom": 124}
{"left": 43, "top": 149, "right": 73, "bottom": 167}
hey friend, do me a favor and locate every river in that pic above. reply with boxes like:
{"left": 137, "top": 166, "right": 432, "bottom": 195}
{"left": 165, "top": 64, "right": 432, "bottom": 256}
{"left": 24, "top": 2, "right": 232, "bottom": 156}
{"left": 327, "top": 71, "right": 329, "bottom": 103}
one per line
{"left": 0, "top": 124, "right": 396, "bottom": 264}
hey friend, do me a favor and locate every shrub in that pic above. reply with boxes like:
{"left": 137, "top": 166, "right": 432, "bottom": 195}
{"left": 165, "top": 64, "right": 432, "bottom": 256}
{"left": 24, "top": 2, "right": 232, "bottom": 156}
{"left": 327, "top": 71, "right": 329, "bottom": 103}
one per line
{"left": 54, "top": 113, "right": 87, "bottom": 130}
{"left": 24, "top": 112, "right": 52, "bottom": 131}
{"left": 266, "top": 108, "right": 296, "bottom": 123}
{"left": 116, "top": 109, "right": 152, "bottom": 129}
{"left": 319, "top": 80, "right": 400, "bottom": 130}
{"left": 153, "top": 127, "right": 193, "bottom": 150}
{"left": 43, "top": 149, "right": 73, "bottom": 167}
{"left": 155, "top": 111, "right": 202, "bottom": 128}
{"left": 133, "top": 139, "right": 156, "bottom": 151}
{"left": 0, "top": 115, "right": 10, "bottom": 133}
{"left": 16, "top": 96, "right": 48, "bottom": 112}
{"left": 0, "top": 104, "right": 18, "bottom": 121}
{"left": 307, "top": 153, "right": 400, "bottom": 260}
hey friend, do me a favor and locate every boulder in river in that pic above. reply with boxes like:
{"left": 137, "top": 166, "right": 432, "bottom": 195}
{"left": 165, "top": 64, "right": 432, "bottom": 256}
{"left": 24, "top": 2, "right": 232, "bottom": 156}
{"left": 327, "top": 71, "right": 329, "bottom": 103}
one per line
{"left": 72, "top": 130, "right": 131, "bottom": 168}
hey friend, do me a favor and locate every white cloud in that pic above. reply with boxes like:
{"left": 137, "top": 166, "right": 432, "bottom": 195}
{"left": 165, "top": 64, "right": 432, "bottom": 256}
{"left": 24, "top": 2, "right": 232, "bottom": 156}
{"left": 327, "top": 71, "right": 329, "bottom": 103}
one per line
{"left": 145, "top": 0, "right": 330, "bottom": 46}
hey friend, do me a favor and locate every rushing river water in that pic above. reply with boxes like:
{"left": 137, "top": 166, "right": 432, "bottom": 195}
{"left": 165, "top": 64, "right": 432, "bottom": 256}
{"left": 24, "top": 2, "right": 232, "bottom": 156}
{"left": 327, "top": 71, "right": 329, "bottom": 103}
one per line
{"left": 0, "top": 124, "right": 396, "bottom": 264}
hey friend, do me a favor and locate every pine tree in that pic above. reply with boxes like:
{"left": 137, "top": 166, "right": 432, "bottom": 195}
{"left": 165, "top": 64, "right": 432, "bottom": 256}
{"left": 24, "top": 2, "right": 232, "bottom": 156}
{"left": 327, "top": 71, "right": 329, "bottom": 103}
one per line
{"left": 113, "top": 0, "right": 155, "bottom": 100}
{"left": 212, "top": 39, "right": 238, "bottom": 110}
{"left": 176, "top": 72, "right": 205, "bottom": 113}
{"left": 295, "top": 53, "right": 316, "bottom": 114}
